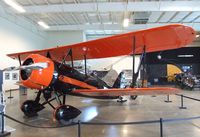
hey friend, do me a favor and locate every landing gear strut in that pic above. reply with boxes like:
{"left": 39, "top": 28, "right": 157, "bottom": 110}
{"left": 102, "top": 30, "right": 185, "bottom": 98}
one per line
{"left": 53, "top": 92, "right": 81, "bottom": 121}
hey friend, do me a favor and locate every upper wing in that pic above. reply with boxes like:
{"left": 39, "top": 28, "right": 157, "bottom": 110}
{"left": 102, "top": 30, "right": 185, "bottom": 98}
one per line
{"left": 72, "top": 87, "right": 180, "bottom": 96}
{"left": 7, "top": 24, "right": 195, "bottom": 62}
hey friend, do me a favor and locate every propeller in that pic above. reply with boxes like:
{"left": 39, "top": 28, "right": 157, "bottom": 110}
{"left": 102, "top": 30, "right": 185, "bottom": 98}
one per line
{"left": 3, "top": 62, "right": 49, "bottom": 71}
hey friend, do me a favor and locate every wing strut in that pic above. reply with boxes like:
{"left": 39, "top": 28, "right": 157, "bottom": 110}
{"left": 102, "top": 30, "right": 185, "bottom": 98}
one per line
{"left": 46, "top": 51, "right": 52, "bottom": 59}
{"left": 84, "top": 55, "right": 87, "bottom": 77}
{"left": 59, "top": 49, "right": 74, "bottom": 68}
{"left": 131, "top": 36, "right": 136, "bottom": 88}
{"left": 70, "top": 49, "right": 74, "bottom": 68}
{"left": 18, "top": 55, "right": 21, "bottom": 66}
{"left": 131, "top": 44, "right": 147, "bottom": 87}
{"left": 141, "top": 46, "right": 146, "bottom": 87}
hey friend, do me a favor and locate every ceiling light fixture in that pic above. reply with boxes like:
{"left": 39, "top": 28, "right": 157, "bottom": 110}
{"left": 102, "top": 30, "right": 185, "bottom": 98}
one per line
{"left": 123, "top": 18, "right": 129, "bottom": 28}
{"left": 4, "top": 0, "right": 26, "bottom": 13}
{"left": 196, "top": 35, "right": 200, "bottom": 38}
{"left": 37, "top": 21, "right": 50, "bottom": 29}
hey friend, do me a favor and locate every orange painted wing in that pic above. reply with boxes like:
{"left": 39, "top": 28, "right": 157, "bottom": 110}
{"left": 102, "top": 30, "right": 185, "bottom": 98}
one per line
{"left": 7, "top": 24, "right": 195, "bottom": 62}
{"left": 72, "top": 87, "right": 180, "bottom": 96}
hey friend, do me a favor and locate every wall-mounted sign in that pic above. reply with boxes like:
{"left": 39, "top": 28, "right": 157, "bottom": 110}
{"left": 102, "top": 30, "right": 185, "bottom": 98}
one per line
{"left": 12, "top": 73, "right": 18, "bottom": 80}
{"left": 5, "top": 73, "right": 10, "bottom": 80}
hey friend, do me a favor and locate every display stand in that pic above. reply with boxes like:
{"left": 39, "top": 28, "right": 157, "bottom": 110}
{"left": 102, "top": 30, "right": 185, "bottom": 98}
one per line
{"left": 0, "top": 111, "right": 11, "bottom": 137}
{"left": 0, "top": 80, "right": 11, "bottom": 136}
{"left": 179, "top": 94, "right": 187, "bottom": 109}
{"left": 1, "top": 70, "right": 15, "bottom": 136}
{"left": 165, "top": 95, "right": 172, "bottom": 103}
{"left": 7, "top": 89, "right": 14, "bottom": 99}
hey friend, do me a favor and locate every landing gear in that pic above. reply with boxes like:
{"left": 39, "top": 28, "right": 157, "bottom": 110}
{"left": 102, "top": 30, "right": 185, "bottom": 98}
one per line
{"left": 21, "top": 90, "right": 81, "bottom": 121}
{"left": 21, "top": 100, "right": 44, "bottom": 117}
{"left": 53, "top": 105, "right": 81, "bottom": 121}
{"left": 117, "top": 96, "right": 127, "bottom": 103}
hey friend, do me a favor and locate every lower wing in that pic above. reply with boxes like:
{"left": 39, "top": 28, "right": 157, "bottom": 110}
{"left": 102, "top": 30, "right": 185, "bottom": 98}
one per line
{"left": 72, "top": 87, "right": 180, "bottom": 96}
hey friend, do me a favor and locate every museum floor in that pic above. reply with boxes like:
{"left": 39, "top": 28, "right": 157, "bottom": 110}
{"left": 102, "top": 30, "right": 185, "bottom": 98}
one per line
{"left": 4, "top": 89, "right": 200, "bottom": 137}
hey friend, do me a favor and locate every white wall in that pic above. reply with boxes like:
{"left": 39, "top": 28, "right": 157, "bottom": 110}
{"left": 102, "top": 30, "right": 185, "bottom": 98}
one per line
{"left": 0, "top": 17, "right": 46, "bottom": 69}
{"left": 45, "top": 31, "right": 84, "bottom": 47}
{"left": 0, "top": 12, "right": 47, "bottom": 90}
{"left": 3, "top": 71, "right": 19, "bottom": 90}
{"left": 0, "top": 17, "right": 84, "bottom": 90}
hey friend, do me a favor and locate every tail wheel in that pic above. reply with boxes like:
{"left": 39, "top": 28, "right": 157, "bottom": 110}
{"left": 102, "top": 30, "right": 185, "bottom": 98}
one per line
{"left": 117, "top": 96, "right": 127, "bottom": 103}
{"left": 53, "top": 105, "right": 81, "bottom": 121}
{"left": 130, "top": 95, "right": 138, "bottom": 100}
{"left": 21, "top": 100, "right": 44, "bottom": 117}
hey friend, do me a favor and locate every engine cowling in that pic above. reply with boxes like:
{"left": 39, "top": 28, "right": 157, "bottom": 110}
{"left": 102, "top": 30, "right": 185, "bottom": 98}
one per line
{"left": 20, "top": 54, "right": 55, "bottom": 90}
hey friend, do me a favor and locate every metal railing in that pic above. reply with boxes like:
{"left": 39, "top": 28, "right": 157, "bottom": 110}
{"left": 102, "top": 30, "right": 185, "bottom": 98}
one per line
{"left": 5, "top": 88, "right": 19, "bottom": 99}
{"left": 175, "top": 93, "right": 200, "bottom": 109}
{"left": 1, "top": 112, "right": 200, "bottom": 137}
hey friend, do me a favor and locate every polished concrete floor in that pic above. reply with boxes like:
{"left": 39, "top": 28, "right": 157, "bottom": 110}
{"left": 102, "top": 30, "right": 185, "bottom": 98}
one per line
{"left": 4, "top": 89, "right": 200, "bottom": 137}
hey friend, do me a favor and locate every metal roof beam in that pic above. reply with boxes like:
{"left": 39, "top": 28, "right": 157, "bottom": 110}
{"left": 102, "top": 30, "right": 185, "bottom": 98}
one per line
{"left": 45, "top": 23, "right": 200, "bottom": 31}
{"left": 21, "top": 1, "right": 200, "bottom": 14}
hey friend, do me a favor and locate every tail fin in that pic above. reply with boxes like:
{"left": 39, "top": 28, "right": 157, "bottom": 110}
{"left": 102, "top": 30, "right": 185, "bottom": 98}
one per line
{"left": 112, "top": 72, "right": 124, "bottom": 88}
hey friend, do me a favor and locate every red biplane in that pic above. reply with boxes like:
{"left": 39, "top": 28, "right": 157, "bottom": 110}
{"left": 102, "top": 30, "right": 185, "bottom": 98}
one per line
{"left": 6, "top": 24, "right": 195, "bottom": 121}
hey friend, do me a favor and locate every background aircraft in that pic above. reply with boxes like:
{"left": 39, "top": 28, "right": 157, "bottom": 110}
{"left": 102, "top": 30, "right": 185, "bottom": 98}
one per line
{"left": 6, "top": 24, "right": 195, "bottom": 121}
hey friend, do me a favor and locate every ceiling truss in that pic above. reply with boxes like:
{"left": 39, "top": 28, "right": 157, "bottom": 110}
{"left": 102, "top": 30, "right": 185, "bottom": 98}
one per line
{"left": 0, "top": 0, "right": 200, "bottom": 32}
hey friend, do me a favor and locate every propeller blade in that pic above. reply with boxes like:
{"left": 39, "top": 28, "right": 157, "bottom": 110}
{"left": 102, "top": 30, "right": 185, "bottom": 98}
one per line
{"left": 19, "top": 62, "right": 49, "bottom": 70}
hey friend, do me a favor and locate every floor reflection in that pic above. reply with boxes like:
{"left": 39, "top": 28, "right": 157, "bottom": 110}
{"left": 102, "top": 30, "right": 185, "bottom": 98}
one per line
{"left": 107, "top": 126, "right": 119, "bottom": 137}
{"left": 79, "top": 106, "right": 98, "bottom": 122}
{"left": 81, "top": 98, "right": 94, "bottom": 104}
{"left": 5, "top": 89, "right": 200, "bottom": 137}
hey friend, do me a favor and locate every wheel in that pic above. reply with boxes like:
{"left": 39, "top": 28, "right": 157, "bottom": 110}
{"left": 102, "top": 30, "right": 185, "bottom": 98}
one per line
{"left": 21, "top": 100, "right": 44, "bottom": 117}
{"left": 53, "top": 105, "right": 81, "bottom": 121}
{"left": 117, "top": 96, "right": 127, "bottom": 103}
{"left": 130, "top": 95, "right": 138, "bottom": 100}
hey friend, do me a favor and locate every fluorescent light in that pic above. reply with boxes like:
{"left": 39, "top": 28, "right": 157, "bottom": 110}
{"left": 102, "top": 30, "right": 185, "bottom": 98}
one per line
{"left": 177, "top": 55, "right": 194, "bottom": 58}
{"left": 196, "top": 35, "right": 200, "bottom": 38}
{"left": 37, "top": 21, "right": 50, "bottom": 29}
{"left": 123, "top": 18, "right": 129, "bottom": 28}
{"left": 4, "top": 0, "right": 26, "bottom": 13}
